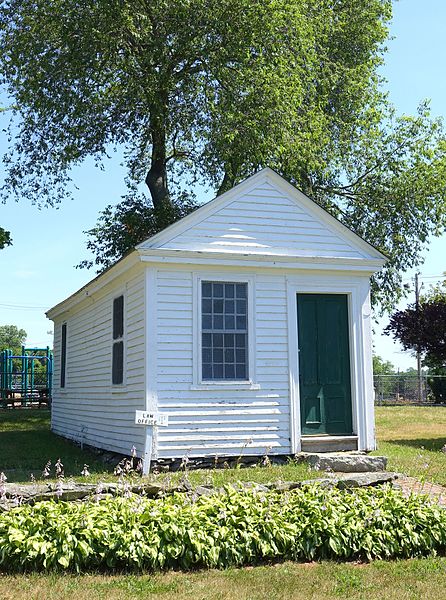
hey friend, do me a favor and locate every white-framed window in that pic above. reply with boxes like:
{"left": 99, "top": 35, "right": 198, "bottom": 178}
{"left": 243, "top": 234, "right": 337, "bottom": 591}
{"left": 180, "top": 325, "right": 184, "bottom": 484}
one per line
{"left": 201, "top": 280, "right": 248, "bottom": 380}
{"left": 192, "top": 273, "right": 258, "bottom": 389}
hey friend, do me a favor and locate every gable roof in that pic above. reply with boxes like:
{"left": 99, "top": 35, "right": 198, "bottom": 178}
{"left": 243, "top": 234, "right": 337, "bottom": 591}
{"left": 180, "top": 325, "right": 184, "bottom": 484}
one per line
{"left": 47, "top": 168, "right": 386, "bottom": 320}
{"left": 137, "top": 168, "right": 387, "bottom": 263}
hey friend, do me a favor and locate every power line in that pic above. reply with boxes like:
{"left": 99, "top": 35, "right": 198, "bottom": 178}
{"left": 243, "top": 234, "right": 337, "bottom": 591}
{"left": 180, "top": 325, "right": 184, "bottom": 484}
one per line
{"left": 401, "top": 274, "right": 446, "bottom": 283}
{"left": 0, "top": 302, "right": 48, "bottom": 310}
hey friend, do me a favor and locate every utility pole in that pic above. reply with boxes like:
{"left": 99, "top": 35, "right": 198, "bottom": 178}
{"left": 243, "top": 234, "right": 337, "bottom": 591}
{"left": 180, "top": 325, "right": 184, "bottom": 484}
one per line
{"left": 415, "top": 272, "right": 423, "bottom": 402}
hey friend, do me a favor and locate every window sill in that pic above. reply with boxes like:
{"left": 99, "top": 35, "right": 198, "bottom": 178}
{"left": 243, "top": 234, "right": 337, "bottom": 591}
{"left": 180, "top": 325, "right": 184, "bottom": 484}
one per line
{"left": 190, "top": 382, "right": 260, "bottom": 391}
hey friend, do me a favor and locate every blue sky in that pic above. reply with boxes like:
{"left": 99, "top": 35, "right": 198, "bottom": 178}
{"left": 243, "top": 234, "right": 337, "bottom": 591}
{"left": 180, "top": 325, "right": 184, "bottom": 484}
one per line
{"left": 1, "top": 0, "right": 445, "bottom": 368}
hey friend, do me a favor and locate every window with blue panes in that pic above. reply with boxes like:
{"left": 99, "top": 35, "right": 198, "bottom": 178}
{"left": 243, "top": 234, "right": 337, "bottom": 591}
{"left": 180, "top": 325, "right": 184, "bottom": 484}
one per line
{"left": 201, "top": 281, "right": 248, "bottom": 380}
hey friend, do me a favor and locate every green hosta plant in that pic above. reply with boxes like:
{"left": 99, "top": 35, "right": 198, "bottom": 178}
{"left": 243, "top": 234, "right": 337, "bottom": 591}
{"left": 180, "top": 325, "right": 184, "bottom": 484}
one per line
{"left": 0, "top": 485, "right": 445, "bottom": 572}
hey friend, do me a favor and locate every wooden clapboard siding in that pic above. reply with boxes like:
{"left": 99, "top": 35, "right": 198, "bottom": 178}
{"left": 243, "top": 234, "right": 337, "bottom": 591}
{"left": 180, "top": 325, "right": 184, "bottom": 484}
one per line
{"left": 155, "top": 268, "right": 291, "bottom": 459}
{"left": 47, "top": 168, "right": 382, "bottom": 460}
{"left": 157, "top": 182, "right": 366, "bottom": 259}
{"left": 51, "top": 265, "right": 146, "bottom": 457}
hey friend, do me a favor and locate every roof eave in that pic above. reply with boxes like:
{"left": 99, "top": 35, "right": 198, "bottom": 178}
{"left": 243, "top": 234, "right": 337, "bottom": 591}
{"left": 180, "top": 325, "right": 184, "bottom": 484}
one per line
{"left": 46, "top": 251, "right": 141, "bottom": 321}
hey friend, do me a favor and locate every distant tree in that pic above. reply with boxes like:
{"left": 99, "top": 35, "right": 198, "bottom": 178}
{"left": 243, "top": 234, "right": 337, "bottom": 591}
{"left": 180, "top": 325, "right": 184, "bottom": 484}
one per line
{"left": 385, "top": 282, "right": 446, "bottom": 403}
{"left": 0, "top": 325, "right": 27, "bottom": 352}
{"left": 372, "top": 354, "right": 395, "bottom": 376}
{"left": 385, "top": 299, "right": 446, "bottom": 366}
{"left": 0, "top": 105, "right": 12, "bottom": 249}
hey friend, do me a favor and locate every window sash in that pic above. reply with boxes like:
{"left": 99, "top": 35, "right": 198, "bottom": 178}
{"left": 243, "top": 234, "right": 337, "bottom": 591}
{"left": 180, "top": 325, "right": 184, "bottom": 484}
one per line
{"left": 201, "top": 281, "right": 248, "bottom": 381}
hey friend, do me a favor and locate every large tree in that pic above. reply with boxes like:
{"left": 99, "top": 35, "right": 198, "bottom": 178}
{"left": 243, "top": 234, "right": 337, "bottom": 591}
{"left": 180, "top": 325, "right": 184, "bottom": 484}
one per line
{"left": 1, "top": 1, "right": 446, "bottom": 309}
{"left": 0, "top": 325, "right": 27, "bottom": 352}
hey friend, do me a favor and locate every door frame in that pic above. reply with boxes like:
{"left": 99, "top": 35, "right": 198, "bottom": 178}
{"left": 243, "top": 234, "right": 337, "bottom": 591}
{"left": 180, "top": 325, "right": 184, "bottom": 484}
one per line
{"left": 286, "top": 273, "right": 374, "bottom": 453}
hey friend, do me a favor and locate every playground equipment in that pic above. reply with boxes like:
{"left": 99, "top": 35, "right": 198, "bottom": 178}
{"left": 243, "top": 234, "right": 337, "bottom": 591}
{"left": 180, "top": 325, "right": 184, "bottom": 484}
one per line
{"left": 0, "top": 346, "right": 53, "bottom": 407}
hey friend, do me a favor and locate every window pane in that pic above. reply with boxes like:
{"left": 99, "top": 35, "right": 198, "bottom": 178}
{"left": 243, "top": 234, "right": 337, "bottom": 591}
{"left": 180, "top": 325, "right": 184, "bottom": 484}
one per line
{"left": 236, "top": 315, "right": 246, "bottom": 330}
{"left": 213, "top": 315, "right": 223, "bottom": 330}
{"left": 214, "top": 283, "right": 224, "bottom": 298}
{"left": 202, "top": 282, "right": 212, "bottom": 298}
{"left": 225, "top": 299, "right": 234, "bottom": 314}
{"left": 213, "top": 348, "right": 223, "bottom": 363}
{"left": 202, "top": 298, "right": 212, "bottom": 313}
{"left": 224, "top": 315, "right": 235, "bottom": 329}
{"left": 202, "top": 314, "right": 212, "bottom": 329}
{"left": 236, "top": 284, "right": 246, "bottom": 299}
{"left": 202, "top": 363, "right": 212, "bottom": 379}
{"left": 236, "top": 364, "right": 247, "bottom": 379}
{"left": 224, "top": 364, "right": 235, "bottom": 379}
{"left": 213, "top": 364, "right": 223, "bottom": 378}
{"left": 236, "top": 299, "right": 246, "bottom": 315}
{"left": 224, "top": 333, "right": 234, "bottom": 347}
{"left": 225, "top": 284, "right": 235, "bottom": 298}
{"left": 213, "top": 299, "right": 224, "bottom": 313}
{"left": 213, "top": 333, "right": 223, "bottom": 347}
{"left": 236, "top": 348, "right": 245, "bottom": 362}
{"left": 225, "top": 348, "right": 235, "bottom": 362}
{"left": 202, "top": 333, "right": 212, "bottom": 347}
{"left": 236, "top": 334, "right": 246, "bottom": 348}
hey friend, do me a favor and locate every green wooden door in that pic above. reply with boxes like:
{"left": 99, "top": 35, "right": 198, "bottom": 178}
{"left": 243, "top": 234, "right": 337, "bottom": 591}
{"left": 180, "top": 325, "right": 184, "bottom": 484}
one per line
{"left": 297, "top": 294, "right": 353, "bottom": 435}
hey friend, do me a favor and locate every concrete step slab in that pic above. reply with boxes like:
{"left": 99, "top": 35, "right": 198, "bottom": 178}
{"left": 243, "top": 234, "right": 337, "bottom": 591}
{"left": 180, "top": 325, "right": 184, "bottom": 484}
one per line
{"left": 298, "top": 452, "right": 388, "bottom": 473}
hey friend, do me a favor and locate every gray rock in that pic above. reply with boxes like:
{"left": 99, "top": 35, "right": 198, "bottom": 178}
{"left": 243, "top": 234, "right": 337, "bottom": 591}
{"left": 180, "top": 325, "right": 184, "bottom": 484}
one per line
{"left": 302, "top": 453, "right": 387, "bottom": 473}
{"left": 335, "top": 471, "right": 397, "bottom": 489}
{"left": 194, "top": 485, "right": 216, "bottom": 497}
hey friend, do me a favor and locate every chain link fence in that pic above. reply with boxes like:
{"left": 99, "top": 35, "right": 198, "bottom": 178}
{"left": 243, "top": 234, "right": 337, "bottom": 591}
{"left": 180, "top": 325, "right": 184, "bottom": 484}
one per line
{"left": 374, "top": 374, "right": 446, "bottom": 405}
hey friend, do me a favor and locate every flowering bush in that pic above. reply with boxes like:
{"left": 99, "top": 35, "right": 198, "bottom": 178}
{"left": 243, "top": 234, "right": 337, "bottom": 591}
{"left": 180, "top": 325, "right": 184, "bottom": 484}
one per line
{"left": 0, "top": 484, "right": 445, "bottom": 572}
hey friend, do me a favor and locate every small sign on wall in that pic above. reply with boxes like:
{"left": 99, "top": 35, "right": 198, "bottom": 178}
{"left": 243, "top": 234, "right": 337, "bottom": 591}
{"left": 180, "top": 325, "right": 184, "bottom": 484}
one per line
{"left": 135, "top": 410, "right": 169, "bottom": 427}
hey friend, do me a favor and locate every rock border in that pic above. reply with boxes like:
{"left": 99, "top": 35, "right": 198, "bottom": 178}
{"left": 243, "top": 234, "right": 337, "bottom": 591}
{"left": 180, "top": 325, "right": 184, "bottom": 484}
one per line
{"left": 0, "top": 471, "right": 398, "bottom": 511}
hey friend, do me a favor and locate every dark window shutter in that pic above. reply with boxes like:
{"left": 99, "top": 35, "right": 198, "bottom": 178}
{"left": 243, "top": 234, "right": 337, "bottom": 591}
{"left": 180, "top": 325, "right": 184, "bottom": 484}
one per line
{"left": 112, "top": 341, "right": 124, "bottom": 384}
{"left": 113, "top": 295, "right": 124, "bottom": 340}
{"left": 60, "top": 323, "right": 67, "bottom": 388}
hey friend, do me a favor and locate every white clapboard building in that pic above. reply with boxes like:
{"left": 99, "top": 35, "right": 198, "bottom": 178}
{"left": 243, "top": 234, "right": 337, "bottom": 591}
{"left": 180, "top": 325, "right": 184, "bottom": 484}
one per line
{"left": 47, "top": 168, "right": 386, "bottom": 469}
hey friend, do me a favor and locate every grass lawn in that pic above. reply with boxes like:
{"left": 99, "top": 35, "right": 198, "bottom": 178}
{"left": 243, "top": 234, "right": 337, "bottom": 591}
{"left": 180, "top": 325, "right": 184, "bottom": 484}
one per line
{"left": 374, "top": 405, "right": 446, "bottom": 487}
{"left": 0, "top": 409, "right": 316, "bottom": 485}
{"left": 1, "top": 405, "right": 446, "bottom": 598}
{"left": 1, "top": 558, "right": 446, "bottom": 600}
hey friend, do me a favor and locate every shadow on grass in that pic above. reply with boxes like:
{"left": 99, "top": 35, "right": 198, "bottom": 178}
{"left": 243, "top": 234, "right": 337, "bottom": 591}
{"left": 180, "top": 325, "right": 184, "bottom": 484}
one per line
{"left": 0, "top": 409, "right": 114, "bottom": 483}
{"left": 384, "top": 437, "right": 446, "bottom": 452}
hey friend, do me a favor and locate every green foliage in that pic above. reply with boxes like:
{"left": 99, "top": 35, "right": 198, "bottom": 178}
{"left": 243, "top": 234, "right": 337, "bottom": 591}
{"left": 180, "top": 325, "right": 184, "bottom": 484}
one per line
{"left": 0, "top": 227, "right": 12, "bottom": 249}
{"left": 4, "top": 1, "right": 446, "bottom": 309}
{"left": 0, "top": 325, "right": 27, "bottom": 352}
{"left": 385, "top": 297, "right": 446, "bottom": 368}
{"left": 372, "top": 355, "right": 395, "bottom": 375}
{"left": 0, "top": 485, "right": 445, "bottom": 572}
{"left": 77, "top": 193, "right": 198, "bottom": 271}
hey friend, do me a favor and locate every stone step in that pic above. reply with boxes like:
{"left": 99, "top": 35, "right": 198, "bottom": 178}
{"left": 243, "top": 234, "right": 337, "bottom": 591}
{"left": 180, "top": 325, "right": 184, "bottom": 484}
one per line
{"left": 301, "top": 436, "right": 358, "bottom": 453}
{"left": 298, "top": 452, "right": 388, "bottom": 473}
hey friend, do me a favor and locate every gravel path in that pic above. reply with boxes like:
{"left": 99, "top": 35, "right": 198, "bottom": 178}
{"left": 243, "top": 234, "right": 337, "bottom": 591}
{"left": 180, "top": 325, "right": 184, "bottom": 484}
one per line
{"left": 393, "top": 476, "right": 446, "bottom": 506}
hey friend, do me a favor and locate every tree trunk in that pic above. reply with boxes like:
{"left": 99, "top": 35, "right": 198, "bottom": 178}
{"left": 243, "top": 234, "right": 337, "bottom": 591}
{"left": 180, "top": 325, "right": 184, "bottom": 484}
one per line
{"left": 145, "top": 92, "right": 172, "bottom": 211}
{"left": 217, "top": 162, "right": 238, "bottom": 196}
{"left": 145, "top": 157, "right": 170, "bottom": 210}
